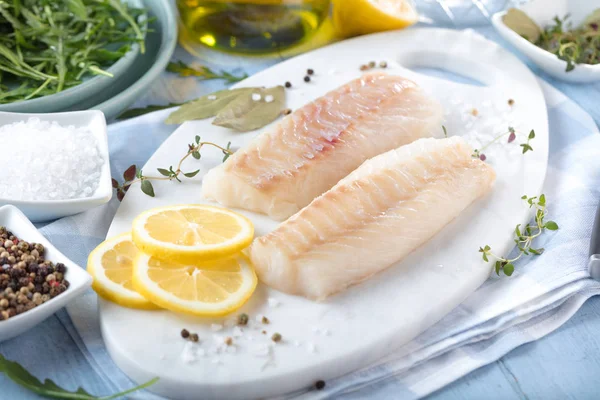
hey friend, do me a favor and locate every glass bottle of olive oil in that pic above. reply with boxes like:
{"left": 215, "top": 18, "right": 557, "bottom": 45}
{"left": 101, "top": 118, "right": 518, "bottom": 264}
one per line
{"left": 177, "top": 0, "right": 331, "bottom": 54}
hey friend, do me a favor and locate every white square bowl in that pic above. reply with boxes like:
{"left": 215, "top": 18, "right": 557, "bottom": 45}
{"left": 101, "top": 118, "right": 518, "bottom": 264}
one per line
{"left": 0, "top": 110, "right": 112, "bottom": 222}
{"left": 492, "top": 0, "right": 600, "bottom": 83}
{"left": 0, "top": 205, "right": 92, "bottom": 342}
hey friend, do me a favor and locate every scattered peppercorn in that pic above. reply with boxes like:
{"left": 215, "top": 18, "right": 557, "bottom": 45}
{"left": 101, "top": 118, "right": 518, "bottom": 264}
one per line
{"left": 479, "top": 154, "right": 487, "bottom": 161}
{"left": 315, "top": 380, "right": 326, "bottom": 390}
{"left": 379, "top": 61, "right": 388, "bottom": 68}
{"left": 262, "top": 330, "right": 267, "bottom": 335}
{"left": 304, "top": 76, "right": 311, "bottom": 83}
{"left": 368, "top": 61, "right": 376, "bottom": 68}
{"left": 0, "top": 226, "right": 69, "bottom": 321}
{"left": 190, "top": 333, "right": 199, "bottom": 343}
{"left": 225, "top": 337, "right": 233, "bottom": 346}
{"left": 282, "top": 108, "right": 292, "bottom": 116}
{"left": 262, "top": 316, "right": 270, "bottom": 324}
{"left": 285, "top": 81, "right": 292, "bottom": 88}
{"left": 237, "top": 313, "right": 249, "bottom": 326}
{"left": 271, "top": 333, "right": 282, "bottom": 342}
{"left": 508, "top": 99, "right": 515, "bottom": 106}
{"left": 360, "top": 64, "right": 369, "bottom": 71}
{"left": 307, "top": 68, "right": 314, "bottom": 75}
{"left": 181, "top": 329, "right": 190, "bottom": 339}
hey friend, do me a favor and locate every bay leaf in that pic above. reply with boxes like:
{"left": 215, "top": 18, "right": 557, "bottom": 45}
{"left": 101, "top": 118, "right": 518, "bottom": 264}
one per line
{"left": 503, "top": 8, "right": 542, "bottom": 43}
{"left": 165, "top": 88, "right": 253, "bottom": 124}
{"left": 212, "top": 86, "right": 285, "bottom": 132}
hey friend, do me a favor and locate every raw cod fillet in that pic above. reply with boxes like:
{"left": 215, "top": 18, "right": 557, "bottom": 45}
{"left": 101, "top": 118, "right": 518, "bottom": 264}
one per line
{"left": 202, "top": 73, "right": 444, "bottom": 220}
{"left": 250, "top": 137, "right": 496, "bottom": 300}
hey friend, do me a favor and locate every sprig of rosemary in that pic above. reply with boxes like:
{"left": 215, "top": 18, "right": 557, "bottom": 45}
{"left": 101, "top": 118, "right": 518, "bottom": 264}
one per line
{"left": 479, "top": 194, "right": 559, "bottom": 276}
{"left": 472, "top": 127, "right": 535, "bottom": 161}
{"left": 0, "top": 354, "right": 157, "bottom": 399}
{"left": 112, "top": 136, "right": 233, "bottom": 200}
{"left": 167, "top": 61, "right": 248, "bottom": 83}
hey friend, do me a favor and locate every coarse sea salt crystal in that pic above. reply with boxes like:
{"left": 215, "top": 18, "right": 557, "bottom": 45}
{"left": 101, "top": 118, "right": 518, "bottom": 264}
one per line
{"left": 211, "top": 323, "right": 223, "bottom": 332}
{"left": 251, "top": 93, "right": 262, "bottom": 101}
{"left": 267, "top": 297, "right": 280, "bottom": 308}
{"left": 208, "top": 95, "right": 217, "bottom": 100}
{"left": 306, "top": 342, "right": 316, "bottom": 354}
{"left": 232, "top": 326, "right": 244, "bottom": 338}
{"left": 0, "top": 118, "right": 104, "bottom": 201}
{"left": 264, "top": 95, "right": 274, "bottom": 103}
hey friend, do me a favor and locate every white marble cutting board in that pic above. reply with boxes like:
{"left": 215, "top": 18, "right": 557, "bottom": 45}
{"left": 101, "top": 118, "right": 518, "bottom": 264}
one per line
{"left": 100, "top": 28, "right": 548, "bottom": 399}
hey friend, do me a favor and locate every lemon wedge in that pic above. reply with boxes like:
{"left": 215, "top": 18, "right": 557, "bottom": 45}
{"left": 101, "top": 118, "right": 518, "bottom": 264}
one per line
{"left": 131, "top": 204, "right": 254, "bottom": 264}
{"left": 88, "top": 233, "right": 158, "bottom": 310}
{"left": 132, "top": 253, "right": 257, "bottom": 317}
{"left": 332, "top": 0, "right": 418, "bottom": 37}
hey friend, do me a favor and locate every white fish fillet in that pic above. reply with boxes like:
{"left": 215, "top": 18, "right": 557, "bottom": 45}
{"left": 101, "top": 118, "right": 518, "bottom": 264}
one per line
{"left": 202, "top": 73, "right": 443, "bottom": 220}
{"left": 250, "top": 137, "right": 496, "bottom": 300}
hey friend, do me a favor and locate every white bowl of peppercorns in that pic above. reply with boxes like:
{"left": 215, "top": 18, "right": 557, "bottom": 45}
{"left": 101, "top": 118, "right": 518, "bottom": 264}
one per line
{"left": 0, "top": 205, "right": 92, "bottom": 342}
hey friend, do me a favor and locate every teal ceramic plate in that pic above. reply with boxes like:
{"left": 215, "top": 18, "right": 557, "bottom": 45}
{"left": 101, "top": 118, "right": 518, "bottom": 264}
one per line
{"left": 86, "top": 0, "right": 177, "bottom": 120}
{"left": 0, "top": 0, "right": 145, "bottom": 114}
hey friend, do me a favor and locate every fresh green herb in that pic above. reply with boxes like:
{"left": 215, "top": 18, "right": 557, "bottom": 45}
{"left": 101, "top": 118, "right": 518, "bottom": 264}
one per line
{"left": 0, "top": 0, "right": 148, "bottom": 103}
{"left": 113, "top": 136, "right": 234, "bottom": 200}
{"left": 0, "top": 354, "right": 157, "bottom": 399}
{"left": 479, "top": 194, "right": 559, "bottom": 276}
{"left": 471, "top": 127, "right": 536, "bottom": 161}
{"left": 167, "top": 61, "right": 248, "bottom": 83}
{"left": 504, "top": 8, "right": 600, "bottom": 72}
{"left": 116, "top": 103, "right": 183, "bottom": 120}
{"left": 442, "top": 125, "right": 448, "bottom": 138}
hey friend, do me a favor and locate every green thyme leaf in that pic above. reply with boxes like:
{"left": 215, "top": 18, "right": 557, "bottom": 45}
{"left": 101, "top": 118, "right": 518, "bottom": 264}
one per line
{"left": 195, "top": 135, "right": 201, "bottom": 144}
{"left": 528, "top": 130, "right": 535, "bottom": 139}
{"left": 213, "top": 86, "right": 285, "bottom": 132}
{"left": 141, "top": 180, "right": 155, "bottom": 197}
{"left": 0, "top": 354, "right": 158, "bottom": 399}
{"left": 192, "top": 151, "right": 201, "bottom": 160}
{"left": 157, "top": 168, "right": 171, "bottom": 177}
{"left": 184, "top": 170, "right": 200, "bottom": 178}
{"left": 503, "top": 263, "right": 515, "bottom": 276}
{"left": 545, "top": 221, "right": 559, "bottom": 230}
{"left": 442, "top": 125, "right": 448, "bottom": 138}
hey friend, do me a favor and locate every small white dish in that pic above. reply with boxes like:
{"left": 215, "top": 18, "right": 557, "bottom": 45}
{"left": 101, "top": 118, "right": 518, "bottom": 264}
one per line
{"left": 0, "top": 110, "right": 112, "bottom": 222}
{"left": 492, "top": 0, "right": 600, "bottom": 83}
{"left": 0, "top": 205, "right": 92, "bottom": 342}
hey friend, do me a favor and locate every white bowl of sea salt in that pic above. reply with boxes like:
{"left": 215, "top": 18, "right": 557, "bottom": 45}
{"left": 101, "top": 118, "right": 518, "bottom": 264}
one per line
{"left": 0, "top": 111, "right": 112, "bottom": 222}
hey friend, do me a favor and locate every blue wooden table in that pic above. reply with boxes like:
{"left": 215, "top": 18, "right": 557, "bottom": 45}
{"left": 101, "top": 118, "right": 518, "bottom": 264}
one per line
{"left": 1, "top": 24, "right": 599, "bottom": 399}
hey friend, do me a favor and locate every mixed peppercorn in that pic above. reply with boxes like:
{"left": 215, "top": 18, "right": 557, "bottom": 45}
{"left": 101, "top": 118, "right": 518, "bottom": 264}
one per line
{"left": 0, "top": 227, "right": 69, "bottom": 321}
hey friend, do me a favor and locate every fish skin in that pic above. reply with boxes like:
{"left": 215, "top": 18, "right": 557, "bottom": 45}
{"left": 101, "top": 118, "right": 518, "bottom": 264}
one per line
{"left": 250, "top": 137, "right": 496, "bottom": 301}
{"left": 202, "top": 73, "right": 444, "bottom": 220}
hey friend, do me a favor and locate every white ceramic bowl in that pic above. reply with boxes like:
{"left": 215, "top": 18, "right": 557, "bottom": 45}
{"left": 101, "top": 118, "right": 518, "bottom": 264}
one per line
{"left": 0, "top": 205, "right": 92, "bottom": 342}
{"left": 0, "top": 110, "right": 113, "bottom": 222}
{"left": 492, "top": 0, "right": 600, "bottom": 83}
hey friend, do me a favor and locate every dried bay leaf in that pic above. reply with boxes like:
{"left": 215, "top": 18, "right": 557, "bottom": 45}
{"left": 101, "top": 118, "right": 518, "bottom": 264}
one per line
{"left": 165, "top": 88, "right": 254, "bottom": 124}
{"left": 212, "top": 86, "right": 285, "bottom": 132}
{"left": 503, "top": 8, "right": 542, "bottom": 43}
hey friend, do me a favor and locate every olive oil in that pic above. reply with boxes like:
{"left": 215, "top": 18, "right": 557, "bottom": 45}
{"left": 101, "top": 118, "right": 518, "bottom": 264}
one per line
{"left": 177, "top": 0, "right": 330, "bottom": 54}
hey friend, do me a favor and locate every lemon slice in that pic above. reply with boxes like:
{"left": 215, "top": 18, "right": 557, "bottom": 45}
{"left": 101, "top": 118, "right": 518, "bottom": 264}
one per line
{"left": 132, "top": 204, "right": 254, "bottom": 264}
{"left": 88, "top": 233, "right": 158, "bottom": 310}
{"left": 332, "top": 0, "right": 418, "bottom": 37}
{"left": 132, "top": 253, "right": 257, "bottom": 316}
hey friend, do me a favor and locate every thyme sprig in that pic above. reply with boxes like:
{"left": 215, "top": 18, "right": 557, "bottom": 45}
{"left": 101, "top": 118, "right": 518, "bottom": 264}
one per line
{"left": 472, "top": 127, "right": 535, "bottom": 161}
{"left": 167, "top": 61, "right": 248, "bottom": 83}
{"left": 112, "top": 136, "right": 233, "bottom": 201}
{"left": 479, "top": 194, "right": 559, "bottom": 276}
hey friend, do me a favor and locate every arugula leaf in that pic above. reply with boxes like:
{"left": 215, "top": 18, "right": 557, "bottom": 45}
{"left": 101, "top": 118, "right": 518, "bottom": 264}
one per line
{"left": 0, "top": 354, "right": 158, "bottom": 399}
